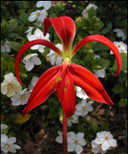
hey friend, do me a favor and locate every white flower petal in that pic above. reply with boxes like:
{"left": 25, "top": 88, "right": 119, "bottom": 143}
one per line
{"left": 75, "top": 144, "right": 83, "bottom": 154}
{"left": 68, "top": 143, "right": 75, "bottom": 152}
{"left": 4, "top": 73, "right": 14, "bottom": 82}
{"left": 101, "top": 140, "right": 110, "bottom": 151}
{"left": 36, "top": 1, "right": 44, "bottom": 8}
{"left": 8, "top": 137, "right": 16, "bottom": 144}
{"left": 31, "top": 57, "right": 41, "bottom": 65}
{"left": 55, "top": 136, "right": 62, "bottom": 144}
{"left": 108, "top": 139, "right": 117, "bottom": 147}
{"left": 1, "top": 134, "right": 8, "bottom": 143}
{"left": 95, "top": 137, "right": 105, "bottom": 144}
{"left": 78, "top": 139, "right": 86, "bottom": 146}
{"left": 77, "top": 133, "right": 84, "bottom": 140}
{"left": 28, "top": 14, "right": 37, "bottom": 22}
{"left": 25, "top": 61, "right": 34, "bottom": 71}
{"left": 14, "top": 144, "right": 21, "bottom": 149}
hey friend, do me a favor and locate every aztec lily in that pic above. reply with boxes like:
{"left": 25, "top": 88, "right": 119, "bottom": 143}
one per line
{"left": 15, "top": 16, "right": 121, "bottom": 154}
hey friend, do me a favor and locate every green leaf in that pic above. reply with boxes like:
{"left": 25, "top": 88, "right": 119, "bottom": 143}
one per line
{"left": 101, "top": 22, "right": 112, "bottom": 34}
{"left": 8, "top": 42, "right": 22, "bottom": 52}
{"left": 19, "top": 10, "right": 29, "bottom": 24}
{"left": 109, "top": 53, "right": 127, "bottom": 72}
{"left": 119, "top": 98, "right": 127, "bottom": 107}
{"left": 112, "top": 84, "right": 125, "bottom": 94}
{"left": 6, "top": 19, "right": 18, "bottom": 33}
{"left": 88, "top": 7, "right": 96, "bottom": 18}
{"left": 90, "top": 121, "right": 98, "bottom": 133}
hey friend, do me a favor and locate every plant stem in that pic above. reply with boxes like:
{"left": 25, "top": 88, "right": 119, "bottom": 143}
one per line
{"left": 63, "top": 112, "right": 68, "bottom": 154}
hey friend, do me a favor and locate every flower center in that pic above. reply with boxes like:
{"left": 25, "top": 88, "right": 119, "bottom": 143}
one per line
{"left": 21, "top": 95, "right": 26, "bottom": 100}
{"left": 118, "top": 44, "right": 121, "bottom": 48}
{"left": 4, "top": 144, "right": 9, "bottom": 149}
{"left": 75, "top": 140, "right": 79, "bottom": 144}
{"left": 105, "top": 136, "right": 109, "bottom": 140}
{"left": 63, "top": 57, "right": 71, "bottom": 65}
{"left": 37, "top": 12, "right": 41, "bottom": 16}
{"left": 83, "top": 107, "right": 87, "bottom": 111}
{"left": 8, "top": 84, "right": 12, "bottom": 90}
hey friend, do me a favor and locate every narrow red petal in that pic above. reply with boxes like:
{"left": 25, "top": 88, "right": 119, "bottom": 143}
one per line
{"left": 69, "top": 64, "right": 114, "bottom": 105}
{"left": 44, "top": 16, "right": 76, "bottom": 52}
{"left": 22, "top": 65, "right": 62, "bottom": 116}
{"left": 72, "top": 35, "right": 122, "bottom": 76}
{"left": 57, "top": 67, "right": 76, "bottom": 117}
{"left": 15, "top": 39, "right": 62, "bottom": 85}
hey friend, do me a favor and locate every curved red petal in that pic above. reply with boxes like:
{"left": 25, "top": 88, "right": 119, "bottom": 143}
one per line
{"left": 22, "top": 65, "right": 62, "bottom": 116}
{"left": 15, "top": 39, "right": 62, "bottom": 85}
{"left": 72, "top": 35, "right": 122, "bottom": 76}
{"left": 44, "top": 16, "right": 76, "bottom": 52}
{"left": 57, "top": 67, "right": 76, "bottom": 117}
{"left": 69, "top": 64, "right": 114, "bottom": 105}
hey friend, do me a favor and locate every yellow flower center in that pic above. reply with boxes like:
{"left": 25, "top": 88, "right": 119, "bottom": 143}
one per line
{"left": 83, "top": 107, "right": 87, "bottom": 111}
{"left": 37, "top": 12, "right": 40, "bottom": 16}
{"left": 4, "top": 144, "right": 9, "bottom": 149}
{"left": 105, "top": 136, "right": 109, "bottom": 140}
{"left": 75, "top": 140, "right": 79, "bottom": 144}
{"left": 8, "top": 84, "right": 12, "bottom": 90}
{"left": 21, "top": 95, "right": 25, "bottom": 100}
{"left": 118, "top": 44, "right": 121, "bottom": 48}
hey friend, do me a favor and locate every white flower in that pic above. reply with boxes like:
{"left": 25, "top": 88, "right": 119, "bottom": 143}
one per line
{"left": 68, "top": 132, "right": 86, "bottom": 154}
{"left": 23, "top": 53, "right": 41, "bottom": 71}
{"left": 94, "top": 131, "right": 117, "bottom": 151}
{"left": 82, "top": 3, "right": 98, "bottom": 18}
{"left": 113, "top": 28, "right": 126, "bottom": 41}
{"left": 55, "top": 131, "right": 86, "bottom": 154}
{"left": 11, "top": 88, "right": 30, "bottom": 106}
{"left": 27, "top": 28, "right": 50, "bottom": 53}
{"left": 94, "top": 68, "right": 106, "bottom": 78}
{"left": 36, "top": 1, "right": 52, "bottom": 10}
{"left": 29, "top": 76, "right": 39, "bottom": 92}
{"left": 47, "top": 43, "right": 63, "bottom": 65}
{"left": 25, "top": 26, "right": 34, "bottom": 36}
{"left": 91, "top": 140, "right": 107, "bottom": 154}
{"left": 61, "top": 114, "right": 79, "bottom": 127}
{"left": 28, "top": 9, "right": 48, "bottom": 26}
{"left": 75, "top": 99, "right": 94, "bottom": 117}
{"left": 1, "top": 124, "right": 8, "bottom": 133}
{"left": 1, "top": 134, "right": 21, "bottom": 153}
{"left": 110, "top": 41, "right": 127, "bottom": 54}
{"left": 76, "top": 86, "right": 88, "bottom": 100}
{"left": 55, "top": 131, "right": 63, "bottom": 144}
{"left": 1, "top": 40, "right": 11, "bottom": 53}
{"left": 1, "top": 73, "right": 22, "bottom": 97}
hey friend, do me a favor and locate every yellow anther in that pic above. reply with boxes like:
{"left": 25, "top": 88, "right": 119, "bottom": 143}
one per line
{"left": 64, "top": 87, "right": 66, "bottom": 92}
{"left": 67, "top": 80, "right": 70, "bottom": 85}
{"left": 50, "top": 85, "right": 53, "bottom": 90}
{"left": 56, "top": 76, "right": 62, "bottom": 83}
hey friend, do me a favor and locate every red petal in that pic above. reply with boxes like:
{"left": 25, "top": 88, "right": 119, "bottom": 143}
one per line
{"left": 44, "top": 16, "right": 76, "bottom": 52}
{"left": 69, "top": 64, "right": 114, "bottom": 105}
{"left": 22, "top": 65, "right": 62, "bottom": 116}
{"left": 57, "top": 67, "right": 76, "bottom": 117}
{"left": 72, "top": 35, "right": 122, "bottom": 76}
{"left": 15, "top": 39, "right": 62, "bottom": 85}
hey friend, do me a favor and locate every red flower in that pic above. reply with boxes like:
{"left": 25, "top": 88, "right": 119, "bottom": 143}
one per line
{"left": 15, "top": 16, "right": 121, "bottom": 153}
